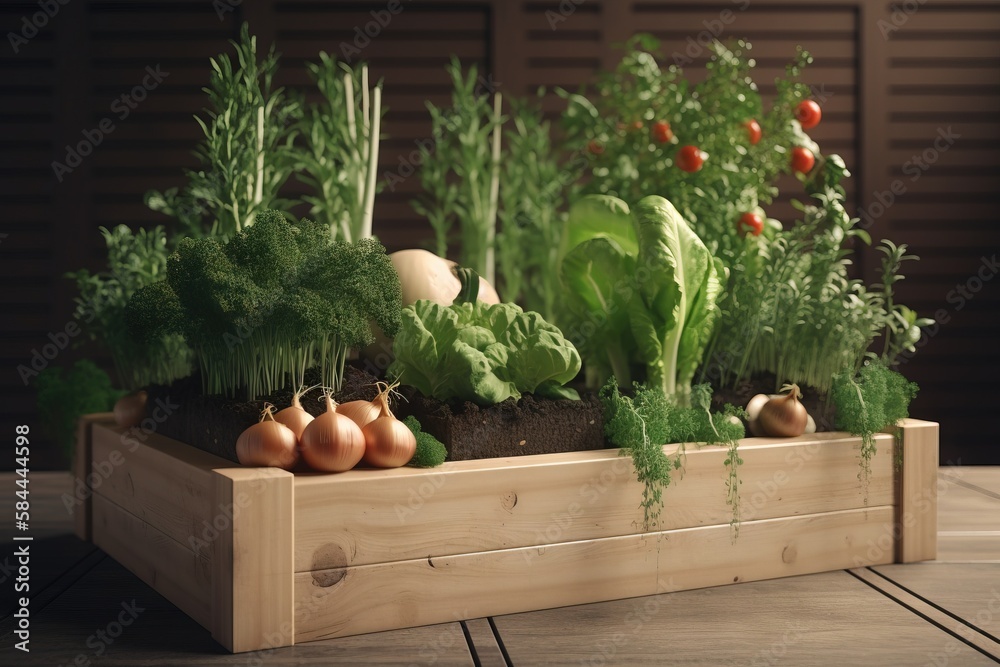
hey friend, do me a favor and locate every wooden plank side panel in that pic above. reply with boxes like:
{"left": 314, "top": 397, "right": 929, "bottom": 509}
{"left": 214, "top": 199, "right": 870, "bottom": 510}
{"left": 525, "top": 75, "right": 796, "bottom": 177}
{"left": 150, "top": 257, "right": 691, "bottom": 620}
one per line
{"left": 89, "top": 423, "right": 230, "bottom": 550}
{"left": 73, "top": 413, "right": 114, "bottom": 541}
{"left": 294, "top": 433, "right": 895, "bottom": 571}
{"left": 294, "top": 506, "right": 897, "bottom": 642}
{"left": 91, "top": 493, "right": 213, "bottom": 628}
{"left": 211, "top": 467, "right": 295, "bottom": 653}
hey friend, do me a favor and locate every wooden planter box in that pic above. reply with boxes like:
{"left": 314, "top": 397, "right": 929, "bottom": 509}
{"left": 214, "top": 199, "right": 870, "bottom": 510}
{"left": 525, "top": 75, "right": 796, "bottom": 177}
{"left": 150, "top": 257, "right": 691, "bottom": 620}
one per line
{"left": 72, "top": 414, "right": 938, "bottom": 653}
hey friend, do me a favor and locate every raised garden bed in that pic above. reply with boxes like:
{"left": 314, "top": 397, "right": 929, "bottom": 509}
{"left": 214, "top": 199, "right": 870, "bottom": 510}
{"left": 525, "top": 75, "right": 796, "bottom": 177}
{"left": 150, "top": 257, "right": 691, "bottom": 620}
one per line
{"left": 73, "top": 413, "right": 938, "bottom": 653}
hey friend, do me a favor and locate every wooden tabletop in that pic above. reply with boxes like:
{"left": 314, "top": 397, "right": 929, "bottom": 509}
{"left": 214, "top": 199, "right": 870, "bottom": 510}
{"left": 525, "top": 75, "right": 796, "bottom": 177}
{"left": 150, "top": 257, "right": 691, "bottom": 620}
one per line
{"left": 2, "top": 468, "right": 998, "bottom": 666}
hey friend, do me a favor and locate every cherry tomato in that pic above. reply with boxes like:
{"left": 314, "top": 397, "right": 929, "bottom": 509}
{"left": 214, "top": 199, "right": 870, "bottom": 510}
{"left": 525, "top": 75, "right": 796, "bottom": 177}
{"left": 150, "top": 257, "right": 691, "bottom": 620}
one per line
{"left": 587, "top": 140, "right": 604, "bottom": 155}
{"left": 652, "top": 120, "right": 672, "bottom": 143}
{"left": 738, "top": 212, "right": 764, "bottom": 236}
{"left": 795, "top": 100, "right": 822, "bottom": 130}
{"left": 631, "top": 120, "right": 644, "bottom": 131}
{"left": 791, "top": 146, "right": 815, "bottom": 174}
{"left": 744, "top": 119, "right": 762, "bottom": 145}
{"left": 676, "top": 145, "right": 707, "bottom": 173}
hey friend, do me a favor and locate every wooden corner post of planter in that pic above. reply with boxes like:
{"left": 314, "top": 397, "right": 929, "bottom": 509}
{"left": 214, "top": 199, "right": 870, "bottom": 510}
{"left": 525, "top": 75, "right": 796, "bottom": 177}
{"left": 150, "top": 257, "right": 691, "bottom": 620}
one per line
{"left": 210, "top": 467, "right": 295, "bottom": 653}
{"left": 896, "top": 419, "right": 940, "bottom": 563}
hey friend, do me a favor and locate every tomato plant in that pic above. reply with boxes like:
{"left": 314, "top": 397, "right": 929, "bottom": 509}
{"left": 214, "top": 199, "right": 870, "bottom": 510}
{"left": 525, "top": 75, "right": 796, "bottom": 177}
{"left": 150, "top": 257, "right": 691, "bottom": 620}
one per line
{"left": 558, "top": 36, "right": 825, "bottom": 264}
{"left": 652, "top": 120, "right": 672, "bottom": 143}
{"left": 795, "top": 100, "right": 821, "bottom": 130}
{"left": 791, "top": 146, "right": 815, "bottom": 174}
{"left": 676, "top": 145, "right": 707, "bottom": 172}
{"left": 738, "top": 212, "right": 764, "bottom": 236}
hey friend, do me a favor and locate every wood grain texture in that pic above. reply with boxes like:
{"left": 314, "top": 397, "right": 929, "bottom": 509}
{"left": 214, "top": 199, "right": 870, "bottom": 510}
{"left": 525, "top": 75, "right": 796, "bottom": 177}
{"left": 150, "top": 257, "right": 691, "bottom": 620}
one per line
{"left": 898, "top": 419, "right": 940, "bottom": 562}
{"left": 89, "top": 423, "right": 231, "bottom": 550}
{"left": 91, "top": 493, "right": 212, "bottom": 628}
{"left": 294, "top": 432, "right": 896, "bottom": 571}
{"left": 211, "top": 467, "right": 295, "bottom": 653}
{"left": 462, "top": 618, "right": 508, "bottom": 667}
{"left": 938, "top": 470, "right": 1000, "bottom": 563}
{"left": 871, "top": 563, "right": 1000, "bottom": 653}
{"left": 73, "top": 413, "right": 114, "bottom": 541}
{"left": 294, "top": 506, "right": 897, "bottom": 641}
{"left": 493, "top": 570, "right": 1000, "bottom": 666}
{"left": 949, "top": 467, "right": 1000, "bottom": 498}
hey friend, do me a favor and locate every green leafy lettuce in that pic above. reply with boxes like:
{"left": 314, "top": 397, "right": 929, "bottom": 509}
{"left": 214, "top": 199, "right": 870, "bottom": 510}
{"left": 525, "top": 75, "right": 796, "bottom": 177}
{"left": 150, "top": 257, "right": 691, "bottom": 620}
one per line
{"left": 389, "top": 300, "right": 581, "bottom": 406}
{"left": 559, "top": 194, "right": 725, "bottom": 400}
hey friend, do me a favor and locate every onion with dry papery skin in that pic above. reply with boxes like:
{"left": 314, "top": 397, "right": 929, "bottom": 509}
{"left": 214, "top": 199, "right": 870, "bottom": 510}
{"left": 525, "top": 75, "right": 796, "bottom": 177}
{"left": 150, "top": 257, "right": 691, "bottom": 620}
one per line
{"left": 362, "top": 383, "right": 416, "bottom": 468}
{"left": 300, "top": 392, "right": 366, "bottom": 472}
{"left": 756, "top": 384, "right": 809, "bottom": 437}
{"left": 236, "top": 404, "right": 299, "bottom": 469}
{"left": 114, "top": 390, "right": 147, "bottom": 429}
{"left": 273, "top": 387, "right": 314, "bottom": 441}
{"left": 337, "top": 399, "right": 381, "bottom": 430}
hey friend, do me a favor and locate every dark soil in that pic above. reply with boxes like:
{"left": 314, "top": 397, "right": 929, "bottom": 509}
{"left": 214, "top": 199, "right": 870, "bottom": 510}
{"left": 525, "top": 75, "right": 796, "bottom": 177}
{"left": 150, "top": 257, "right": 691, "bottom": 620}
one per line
{"left": 394, "top": 387, "right": 606, "bottom": 461}
{"left": 145, "top": 365, "right": 382, "bottom": 463}
{"left": 145, "top": 365, "right": 606, "bottom": 463}
{"left": 143, "top": 366, "right": 823, "bottom": 466}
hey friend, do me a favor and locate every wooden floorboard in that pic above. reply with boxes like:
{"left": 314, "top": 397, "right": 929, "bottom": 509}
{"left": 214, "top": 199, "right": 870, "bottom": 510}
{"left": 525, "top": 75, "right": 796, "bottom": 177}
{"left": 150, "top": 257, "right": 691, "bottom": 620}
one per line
{"left": 937, "top": 471, "right": 1000, "bottom": 562}
{"left": 1, "top": 467, "right": 999, "bottom": 665}
{"left": 492, "top": 571, "right": 1000, "bottom": 666}
{"left": 869, "top": 564, "right": 1000, "bottom": 649}
{"left": 946, "top": 467, "right": 1000, "bottom": 498}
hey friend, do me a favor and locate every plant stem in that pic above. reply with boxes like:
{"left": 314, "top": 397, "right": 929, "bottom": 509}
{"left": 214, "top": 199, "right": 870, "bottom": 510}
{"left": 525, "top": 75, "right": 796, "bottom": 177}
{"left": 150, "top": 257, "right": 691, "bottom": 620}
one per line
{"left": 485, "top": 92, "right": 502, "bottom": 286}
{"left": 362, "top": 86, "right": 381, "bottom": 240}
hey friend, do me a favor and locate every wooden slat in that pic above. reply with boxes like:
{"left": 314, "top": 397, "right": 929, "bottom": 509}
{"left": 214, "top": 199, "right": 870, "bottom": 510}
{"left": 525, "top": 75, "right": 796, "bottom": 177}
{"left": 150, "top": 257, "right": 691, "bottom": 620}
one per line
{"left": 294, "top": 432, "right": 895, "bottom": 571}
{"left": 92, "top": 493, "right": 212, "bottom": 628}
{"left": 89, "top": 423, "right": 229, "bottom": 551}
{"left": 294, "top": 506, "right": 897, "bottom": 641}
{"left": 898, "top": 419, "right": 939, "bottom": 563}
{"left": 211, "top": 467, "right": 295, "bottom": 653}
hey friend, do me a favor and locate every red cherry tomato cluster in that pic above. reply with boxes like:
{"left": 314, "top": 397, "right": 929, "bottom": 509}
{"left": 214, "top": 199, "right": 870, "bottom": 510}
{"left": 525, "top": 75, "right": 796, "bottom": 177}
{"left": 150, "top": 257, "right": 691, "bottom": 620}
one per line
{"left": 738, "top": 212, "right": 764, "bottom": 236}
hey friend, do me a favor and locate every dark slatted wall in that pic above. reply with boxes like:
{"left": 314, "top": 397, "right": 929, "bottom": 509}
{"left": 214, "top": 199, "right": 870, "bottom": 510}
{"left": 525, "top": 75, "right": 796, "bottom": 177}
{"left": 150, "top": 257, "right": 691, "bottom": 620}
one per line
{"left": 1, "top": 3, "right": 58, "bottom": 447}
{"left": 271, "top": 1, "right": 490, "bottom": 250}
{"left": 875, "top": 2, "right": 1000, "bottom": 464}
{"left": 2, "top": 0, "right": 998, "bottom": 467}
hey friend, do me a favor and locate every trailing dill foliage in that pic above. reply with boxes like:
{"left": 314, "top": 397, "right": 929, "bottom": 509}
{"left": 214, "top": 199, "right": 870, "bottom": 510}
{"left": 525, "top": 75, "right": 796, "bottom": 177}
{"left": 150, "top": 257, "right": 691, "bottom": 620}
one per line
{"left": 67, "top": 225, "right": 191, "bottom": 390}
{"left": 126, "top": 210, "right": 401, "bottom": 399}
{"left": 601, "top": 381, "right": 745, "bottom": 532}
{"left": 832, "top": 358, "right": 918, "bottom": 488}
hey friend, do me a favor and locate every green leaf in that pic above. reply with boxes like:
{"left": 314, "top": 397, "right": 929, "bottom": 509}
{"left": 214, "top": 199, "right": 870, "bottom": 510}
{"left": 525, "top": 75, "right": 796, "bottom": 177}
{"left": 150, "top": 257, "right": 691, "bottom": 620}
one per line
{"left": 389, "top": 300, "right": 580, "bottom": 405}
{"left": 562, "top": 195, "right": 638, "bottom": 260}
